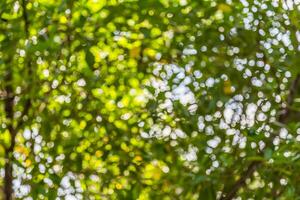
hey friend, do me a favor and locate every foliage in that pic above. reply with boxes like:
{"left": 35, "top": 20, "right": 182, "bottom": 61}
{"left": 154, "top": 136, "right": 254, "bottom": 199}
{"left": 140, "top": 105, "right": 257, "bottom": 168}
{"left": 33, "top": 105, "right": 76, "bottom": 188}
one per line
{"left": 1, "top": 0, "right": 300, "bottom": 199}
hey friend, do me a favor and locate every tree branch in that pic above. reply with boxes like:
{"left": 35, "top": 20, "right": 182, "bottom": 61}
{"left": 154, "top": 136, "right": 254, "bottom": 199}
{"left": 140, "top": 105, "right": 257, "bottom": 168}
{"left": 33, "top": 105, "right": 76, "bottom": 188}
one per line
{"left": 278, "top": 74, "right": 300, "bottom": 123}
{"left": 221, "top": 73, "right": 300, "bottom": 200}
{"left": 21, "top": 0, "right": 29, "bottom": 38}
{"left": 3, "top": 1, "right": 31, "bottom": 199}
{"left": 16, "top": 0, "right": 32, "bottom": 130}
{"left": 3, "top": 65, "right": 15, "bottom": 200}
{"left": 220, "top": 161, "right": 261, "bottom": 200}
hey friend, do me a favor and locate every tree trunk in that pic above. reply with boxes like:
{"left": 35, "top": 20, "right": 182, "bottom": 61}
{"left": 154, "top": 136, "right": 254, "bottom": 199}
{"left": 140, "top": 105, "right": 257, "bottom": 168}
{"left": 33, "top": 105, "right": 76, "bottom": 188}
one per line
{"left": 3, "top": 67, "right": 15, "bottom": 200}
{"left": 4, "top": 151, "right": 13, "bottom": 200}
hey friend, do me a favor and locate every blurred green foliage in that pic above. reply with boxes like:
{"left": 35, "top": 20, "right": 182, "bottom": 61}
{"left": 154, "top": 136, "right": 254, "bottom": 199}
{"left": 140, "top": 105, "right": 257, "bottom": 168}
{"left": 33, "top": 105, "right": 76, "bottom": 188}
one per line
{"left": 1, "top": 0, "right": 300, "bottom": 199}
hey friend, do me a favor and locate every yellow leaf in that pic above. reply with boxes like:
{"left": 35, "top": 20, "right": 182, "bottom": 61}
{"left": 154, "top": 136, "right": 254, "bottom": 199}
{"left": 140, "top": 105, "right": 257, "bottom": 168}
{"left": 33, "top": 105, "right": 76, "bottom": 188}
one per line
{"left": 115, "top": 183, "right": 123, "bottom": 189}
{"left": 144, "top": 48, "right": 156, "bottom": 58}
{"left": 134, "top": 155, "right": 143, "bottom": 162}
{"left": 130, "top": 46, "right": 141, "bottom": 58}
{"left": 25, "top": 159, "right": 32, "bottom": 167}
{"left": 223, "top": 80, "right": 233, "bottom": 95}
{"left": 59, "top": 16, "right": 68, "bottom": 24}
{"left": 79, "top": 120, "right": 87, "bottom": 130}
{"left": 143, "top": 163, "right": 162, "bottom": 184}
{"left": 218, "top": 3, "right": 232, "bottom": 13}
{"left": 95, "top": 150, "right": 103, "bottom": 157}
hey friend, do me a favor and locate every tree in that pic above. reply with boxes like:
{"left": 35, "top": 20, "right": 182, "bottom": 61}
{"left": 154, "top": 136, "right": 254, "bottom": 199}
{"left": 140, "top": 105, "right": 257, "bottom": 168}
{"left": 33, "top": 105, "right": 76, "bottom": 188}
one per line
{"left": 1, "top": 0, "right": 300, "bottom": 199}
